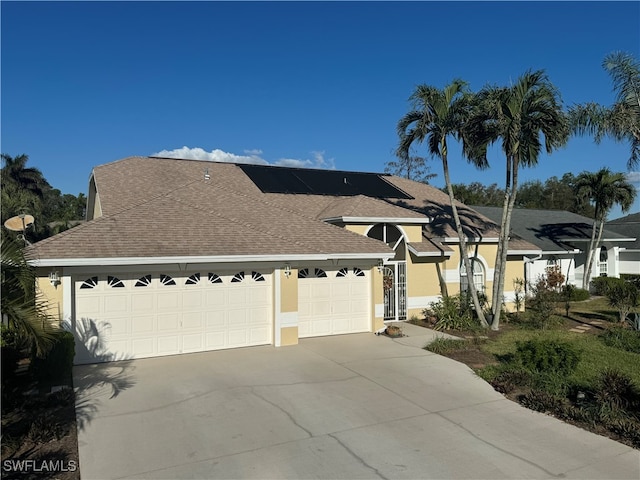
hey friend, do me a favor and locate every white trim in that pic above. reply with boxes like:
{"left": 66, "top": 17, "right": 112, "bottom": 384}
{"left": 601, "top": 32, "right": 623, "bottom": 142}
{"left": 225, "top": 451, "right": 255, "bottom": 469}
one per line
{"left": 279, "top": 312, "right": 298, "bottom": 328}
{"left": 29, "top": 252, "right": 394, "bottom": 268}
{"left": 274, "top": 268, "right": 282, "bottom": 347}
{"left": 440, "top": 237, "right": 500, "bottom": 243}
{"left": 407, "top": 296, "right": 441, "bottom": 309}
{"left": 507, "top": 249, "right": 543, "bottom": 255}
{"left": 323, "top": 216, "right": 430, "bottom": 224}
{"left": 363, "top": 223, "right": 410, "bottom": 243}
{"left": 407, "top": 243, "right": 453, "bottom": 258}
{"left": 62, "top": 275, "right": 72, "bottom": 324}
{"left": 561, "top": 237, "right": 635, "bottom": 243}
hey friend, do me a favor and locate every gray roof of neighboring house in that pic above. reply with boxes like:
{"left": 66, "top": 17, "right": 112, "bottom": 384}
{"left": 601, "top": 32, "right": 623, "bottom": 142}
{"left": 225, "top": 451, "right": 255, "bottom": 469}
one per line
{"left": 606, "top": 213, "right": 640, "bottom": 251}
{"left": 473, "top": 206, "right": 635, "bottom": 254}
{"left": 27, "top": 157, "right": 540, "bottom": 265}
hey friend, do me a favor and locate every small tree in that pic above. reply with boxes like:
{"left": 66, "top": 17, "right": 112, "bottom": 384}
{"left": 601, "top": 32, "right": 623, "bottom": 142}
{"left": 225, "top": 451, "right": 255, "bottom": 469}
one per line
{"left": 606, "top": 280, "right": 639, "bottom": 323}
{"left": 512, "top": 278, "right": 525, "bottom": 317}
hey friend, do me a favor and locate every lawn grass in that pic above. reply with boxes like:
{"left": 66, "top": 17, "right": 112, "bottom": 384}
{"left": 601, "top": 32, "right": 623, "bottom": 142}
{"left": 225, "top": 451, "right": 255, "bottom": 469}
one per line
{"left": 479, "top": 329, "right": 640, "bottom": 386}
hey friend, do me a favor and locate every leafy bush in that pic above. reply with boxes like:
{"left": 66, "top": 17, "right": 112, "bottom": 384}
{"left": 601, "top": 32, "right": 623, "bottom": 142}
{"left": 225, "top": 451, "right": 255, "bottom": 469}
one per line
{"left": 423, "top": 294, "right": 475, "bottom": 331}
{"left": 620, "top": 274, "right": 640, "bottom": 289}
{"left": 489, "top": 368, "right": 533, "bottom": 394}
{"left": 566, "top": 286, "right": 590, "bottom": 301}
{"left": 30, "top": 330, "right": 75, "bottom": 384}
{"left": 592, "top": 276, "right": 624, "bottom": 296}
{"left": 600, "top": 327, "right": 640, "bottom": 353}
{"left": 424, "top": 337, "right": 469, "bottom": 355}
{"left": 514, "top": 338, "right": 581, "bottom": 375}
{"left": 594, "top": 369, "right": 640, "bottom": 413}
{"left": 606, "top": 281, "right": 639, "bottom": 323}
{"left": 519, "top": 390, "right": 567, "bottom": 413}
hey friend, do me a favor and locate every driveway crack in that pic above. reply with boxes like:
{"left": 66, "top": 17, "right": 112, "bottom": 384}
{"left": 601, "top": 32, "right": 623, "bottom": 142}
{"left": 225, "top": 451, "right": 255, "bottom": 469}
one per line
{"left": 328, "top": 433, "right": 389, "bottom": 479}
{"left": 251, "top": 387, "right": 313, "bottom": 438}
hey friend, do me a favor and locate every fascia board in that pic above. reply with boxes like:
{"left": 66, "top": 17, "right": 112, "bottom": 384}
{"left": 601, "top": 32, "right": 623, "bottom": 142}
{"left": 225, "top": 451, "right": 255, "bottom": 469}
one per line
{"left": 323, "top": 216, "right": 429, "bottom": 224}
{"left": 29, "top": 252, "right": 395, "bottom": 268}
{"left": 407, "top": 244, "right": 452, "bottom": 258}
{"left": 507, "top": 249, "right": 543, "bottom": 255}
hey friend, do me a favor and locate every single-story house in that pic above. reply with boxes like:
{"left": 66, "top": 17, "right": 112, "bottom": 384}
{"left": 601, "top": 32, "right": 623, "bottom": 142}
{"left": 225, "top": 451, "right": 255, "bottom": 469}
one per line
{"left": 473, "top": 206, "right": 637, "bottom": 291}
{"left": 28, "top": 156, "right": 539, "bottom": 364}
{"left": 606, "top": 213, "right": 640, "bottom": 276}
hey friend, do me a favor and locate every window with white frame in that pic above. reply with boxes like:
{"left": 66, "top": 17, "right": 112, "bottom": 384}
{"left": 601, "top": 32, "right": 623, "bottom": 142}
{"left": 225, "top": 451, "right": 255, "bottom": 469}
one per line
{"left": 460, "top": 258, "right": 485, "bottom": 294}
{"left": 599, "top": 247, "right": 608, "bottom": 276}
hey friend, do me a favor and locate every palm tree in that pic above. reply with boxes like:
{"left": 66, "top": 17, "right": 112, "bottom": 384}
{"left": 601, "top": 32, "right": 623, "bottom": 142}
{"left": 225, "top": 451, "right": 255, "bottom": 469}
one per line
{"left": 1, "top": 236, "right": 58, "bottom": 357}
{"left": 1, "top": 153, "right": 48, "bottom": 199}
{"left": 466, "top": 70, "right": 569, "bottom": 330}
{"left": 396, "top": 80, "right": 489, "bottom": 327}
{"left": 575, "top": 168, "right": 636, "bottom": 290}
{"left": 570, "top": 52, "right": 640, "bottom": 169}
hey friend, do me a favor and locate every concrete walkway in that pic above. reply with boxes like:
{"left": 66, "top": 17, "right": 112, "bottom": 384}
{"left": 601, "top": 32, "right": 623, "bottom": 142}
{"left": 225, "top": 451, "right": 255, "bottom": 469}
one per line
{"left": 74, "top": 324, "right": 639, "bottom": 479}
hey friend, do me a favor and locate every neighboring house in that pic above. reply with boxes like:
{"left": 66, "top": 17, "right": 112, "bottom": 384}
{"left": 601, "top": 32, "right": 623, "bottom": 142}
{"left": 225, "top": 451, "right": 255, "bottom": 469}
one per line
{"left": 473, "top": 206, "right": 637, "bottom": 292}
{"left": 28, "top": 156, "right": 539, "bottom": 364}
{"left": 606, "top": 213, "right": 640, "bottom": 276}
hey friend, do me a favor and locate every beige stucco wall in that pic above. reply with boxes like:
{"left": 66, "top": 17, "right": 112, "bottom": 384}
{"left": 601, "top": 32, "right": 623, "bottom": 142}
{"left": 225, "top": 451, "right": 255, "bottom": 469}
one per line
{"left": 280, "top": 268, "right": 298, "bottom": 313}
{"left": 371, "top": 266, "right": 385, "bottom": 331}
{"left": 344, "top": 224, "right": 370, "bottom": 236}
{"left": 280, "top": 326, "right": 298, "bottom": 346}
{"left": 36, "top": 270, "right": 63, "bottom": 323}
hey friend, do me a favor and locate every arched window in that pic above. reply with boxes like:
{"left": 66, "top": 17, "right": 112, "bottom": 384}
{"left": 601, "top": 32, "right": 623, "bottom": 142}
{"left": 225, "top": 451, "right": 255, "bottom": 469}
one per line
{"left": 460, "top": 258, "right": 485, "bottom": 294}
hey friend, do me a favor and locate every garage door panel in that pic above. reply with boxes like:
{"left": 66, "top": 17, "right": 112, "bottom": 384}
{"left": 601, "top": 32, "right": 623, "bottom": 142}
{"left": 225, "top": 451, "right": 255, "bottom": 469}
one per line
{"left": 157, "top": 336, "right": 180, "bottom": 355}
{"left": 205, "top": 331, "right": 226, "bottom": 349}
{"left": 183, "top": 312, "right": 203, "bottom": 329}
{"left": 74, "top": 271, "right": 273, "bottom": 363}
{"left": 131, "top": 315, "right": 154, "bottom": 334}
{"left": 104, "top": 295, "right": 129, "bottom": 314}
{"left": 298, "top": 267, "right": 370, "bottom": 338}
{"left": 157, "top": 291, "right": 180, "bottom": 310}
{"left": 131, "top": 294, "right": 154, "bottom": 312}
{"left": 182, "top": 334, "right": 204, "bottom": 353}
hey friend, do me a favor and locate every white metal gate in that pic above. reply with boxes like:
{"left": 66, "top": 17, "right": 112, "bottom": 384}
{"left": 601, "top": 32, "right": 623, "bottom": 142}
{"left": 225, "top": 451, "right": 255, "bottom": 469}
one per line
{"left": 383, "top": 262, "right": 407, "bottom": 321}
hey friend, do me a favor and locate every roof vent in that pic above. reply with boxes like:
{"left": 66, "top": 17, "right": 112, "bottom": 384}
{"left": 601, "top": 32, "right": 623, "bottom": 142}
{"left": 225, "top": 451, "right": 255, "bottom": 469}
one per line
{"left": 204, "top": 168, "right": 210, "bottom": 181}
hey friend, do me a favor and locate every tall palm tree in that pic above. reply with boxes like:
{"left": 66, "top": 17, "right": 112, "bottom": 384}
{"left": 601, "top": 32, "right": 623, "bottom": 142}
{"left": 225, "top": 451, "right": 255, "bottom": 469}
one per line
{"left": 1, "top": 153, "right": 48, "bottom": 199}
{"left": 466, "top": 70, "right": 569, "bottom": 330}
{"left": 570, "top": 52, "right": 640, "bottom": 169}
{"left": 396, "top": 80, "right": 489, "bottom": 327}
{"left": 575, "top": 168, "right": 636, "bottom": 290}
{"left": 1, "top": 237, "right": 58, "bottom": 357}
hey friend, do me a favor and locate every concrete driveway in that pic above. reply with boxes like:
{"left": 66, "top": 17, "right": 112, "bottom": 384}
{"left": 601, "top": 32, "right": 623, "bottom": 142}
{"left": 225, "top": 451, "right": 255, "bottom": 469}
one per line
{"left": 73, "top": 324, "right": 639, "bottom": 479}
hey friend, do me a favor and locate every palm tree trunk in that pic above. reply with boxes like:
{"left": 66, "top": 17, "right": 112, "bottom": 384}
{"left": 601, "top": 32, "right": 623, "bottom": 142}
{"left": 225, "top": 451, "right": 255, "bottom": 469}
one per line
{"left": 442, "top": 143, "right": 488, "bottom": 327}
{"left": 491, "top": 156, "right": 519, "bottom": 330}
{"left": 582, "top": 217, "right": 600, "bottom": 290}
{"left": 491, "top": 155, "right": 513, "bottom": 323}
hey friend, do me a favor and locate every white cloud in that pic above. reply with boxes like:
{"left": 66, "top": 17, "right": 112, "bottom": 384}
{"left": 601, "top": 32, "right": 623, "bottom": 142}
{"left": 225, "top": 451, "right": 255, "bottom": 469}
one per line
{"left": 151, "top": 146, "right": 268, "bottom": 165}
{"left": 275, "top": 151, "right": 336, "bottom": 170}
{"left": 151, "top": 146, "right": 336, "bottom": 170}
{"left": 626, "top": 171, "right": 640, "bottom": 183}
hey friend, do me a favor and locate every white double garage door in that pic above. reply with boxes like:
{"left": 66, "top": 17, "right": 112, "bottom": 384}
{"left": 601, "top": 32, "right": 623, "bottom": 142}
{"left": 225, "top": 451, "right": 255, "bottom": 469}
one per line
{"left": 73, "top": 266, "right": 371, "bottom": 363}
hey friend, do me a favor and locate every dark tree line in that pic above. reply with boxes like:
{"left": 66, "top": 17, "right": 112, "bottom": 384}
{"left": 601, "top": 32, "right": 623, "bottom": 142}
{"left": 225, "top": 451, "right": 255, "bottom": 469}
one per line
{"left": 446, "top": 173, "right": 596, "bottom": 218}
{"left": 1, "top": 154, "right": 86, "bottom": 243}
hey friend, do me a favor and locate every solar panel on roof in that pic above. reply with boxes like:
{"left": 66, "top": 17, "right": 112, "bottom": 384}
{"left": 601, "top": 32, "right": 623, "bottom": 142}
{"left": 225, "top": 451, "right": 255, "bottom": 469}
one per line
{"left": 239, "top": 164, "right": 413, "bottom": 199}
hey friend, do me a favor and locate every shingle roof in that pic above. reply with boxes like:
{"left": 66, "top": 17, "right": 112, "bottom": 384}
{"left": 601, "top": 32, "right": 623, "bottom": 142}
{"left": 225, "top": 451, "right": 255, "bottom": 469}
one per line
{"left": 28, "top": 157, "right": 542, "bottom": 264}
{"left": 606, "top": 213, "right": 640, "bottom": 250}
{"left": 474, "top": 206, "right": 634, "bottom": 253}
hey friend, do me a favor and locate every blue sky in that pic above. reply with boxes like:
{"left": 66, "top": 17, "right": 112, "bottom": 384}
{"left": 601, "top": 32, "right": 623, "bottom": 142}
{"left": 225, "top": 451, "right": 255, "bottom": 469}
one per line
{"left": 2, "top": 1, "right": 639, "bottom": 218}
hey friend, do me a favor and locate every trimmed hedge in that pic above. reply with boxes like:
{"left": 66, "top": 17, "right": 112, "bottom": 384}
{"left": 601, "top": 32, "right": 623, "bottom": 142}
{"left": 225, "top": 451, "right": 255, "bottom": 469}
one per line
{"left": 30, "top": 330, "right": 75, "bottom": 385}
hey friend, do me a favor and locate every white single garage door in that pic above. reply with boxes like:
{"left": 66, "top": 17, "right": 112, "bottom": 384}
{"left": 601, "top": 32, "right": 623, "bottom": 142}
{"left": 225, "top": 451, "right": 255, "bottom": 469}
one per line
{"left": 298, "top": 266, "right": 371, "bottom": 338}
{"left": 73, "top": 269, "right": 272, "bottom": 364}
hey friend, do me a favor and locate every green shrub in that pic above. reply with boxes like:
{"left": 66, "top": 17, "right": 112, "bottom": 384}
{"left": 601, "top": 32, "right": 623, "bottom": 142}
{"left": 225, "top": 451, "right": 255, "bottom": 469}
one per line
{"left": 519, "top": 390, "right": 567, "bottom": 413}
{"left": 568, "top": 287, "right": 590, "bottom": 301}
{"left": 600, "top": 327, "right": 640, "bottom": 353}
{"left": 594, "top": 369, "right": 640, "bottom": 413}
{"left": 423, "top": 294, "right": 475, "bottom": 331}
{"left": 514, "top": 338, "right": 581, "bottom": 375}
{"left": 592, "top": 276, "right": 624, "bottom": 296}
{"left": 489, "top": 368, "right": 533, "bottom": 394}
{"left": 30, "top": 330, "right": 75, "bottom": 385}
{"left": 424, "top": 337, "right": 469, "bottom": 355}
